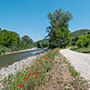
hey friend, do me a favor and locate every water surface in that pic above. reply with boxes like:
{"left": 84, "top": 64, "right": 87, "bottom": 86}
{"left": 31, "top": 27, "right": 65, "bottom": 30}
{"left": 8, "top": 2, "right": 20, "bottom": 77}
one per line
{"left": 0, "top": 48, "right": 48, "bottom": 69}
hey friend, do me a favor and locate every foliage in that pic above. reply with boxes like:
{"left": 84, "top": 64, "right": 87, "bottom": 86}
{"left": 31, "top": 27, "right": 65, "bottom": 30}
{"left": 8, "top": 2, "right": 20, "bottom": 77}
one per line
{"left": 2, "top": 49, "right": 59, "bottom": 90}
{"left": 0, "top": 45, "right": 11, "bottom": 55}
{"left": 71, "top": 29, "right": 90, "bottom": 38}
{"left": 20, "top": 35, "right": 34, "bottom": 49}
{"left": 0, "top": 30, "right": 20, "bottom": 48}
{"left": 47, "top": 9, "right": 72, "bottom": 48}
{"left": 76, "top": 35, "right": 90, "bottom": 48}
{"left": 0, "top": 28, "right": 35, "bottom": 54}
{"left": 70, "top": 29, "right": 90, "bottom": 46}
{"left": 70, "top": 47, "right": 90, "bottom": 53}
{"left": 36, "top": 39, "right": 49, "bottom": 48}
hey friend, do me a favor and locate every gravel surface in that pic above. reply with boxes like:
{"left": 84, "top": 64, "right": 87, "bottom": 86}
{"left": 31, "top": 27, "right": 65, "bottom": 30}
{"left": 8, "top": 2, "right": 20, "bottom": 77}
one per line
{"left": 0, "top": 51, "right": 47, "bottom": 81}
{"left": 60, "top": 49, "right": 90, "bottom": 82}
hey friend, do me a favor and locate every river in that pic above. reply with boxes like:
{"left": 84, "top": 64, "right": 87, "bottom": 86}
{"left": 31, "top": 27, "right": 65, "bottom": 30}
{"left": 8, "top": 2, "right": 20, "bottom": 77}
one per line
{"left": 0, "top": 48, "right": 48, "bottom": 69}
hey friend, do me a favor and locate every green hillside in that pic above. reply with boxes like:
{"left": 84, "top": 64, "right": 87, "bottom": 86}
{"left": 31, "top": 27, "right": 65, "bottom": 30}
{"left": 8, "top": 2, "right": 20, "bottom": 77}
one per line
{"left": 71, "top": 29, "right": 90, "bottom": 38}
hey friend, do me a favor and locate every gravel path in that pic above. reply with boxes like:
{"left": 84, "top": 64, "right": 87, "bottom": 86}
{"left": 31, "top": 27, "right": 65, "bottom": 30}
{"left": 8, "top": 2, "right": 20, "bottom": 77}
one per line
{"left": 60, "top": 49, "right": 90, "bottom": 82}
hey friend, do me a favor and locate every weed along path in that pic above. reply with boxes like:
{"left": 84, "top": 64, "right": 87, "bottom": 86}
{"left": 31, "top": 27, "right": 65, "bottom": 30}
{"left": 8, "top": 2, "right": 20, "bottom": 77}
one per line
{"left": 60, "top": 48, "right": 90, "bottom": 82}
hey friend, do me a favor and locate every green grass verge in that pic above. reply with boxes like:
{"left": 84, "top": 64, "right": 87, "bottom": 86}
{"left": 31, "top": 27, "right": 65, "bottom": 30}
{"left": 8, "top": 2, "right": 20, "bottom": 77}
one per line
{"left": 70, "top": 47, "right": 90, "bottom": 53}
{"left": 2, "top": 49, "right": 59, "bottom": 90}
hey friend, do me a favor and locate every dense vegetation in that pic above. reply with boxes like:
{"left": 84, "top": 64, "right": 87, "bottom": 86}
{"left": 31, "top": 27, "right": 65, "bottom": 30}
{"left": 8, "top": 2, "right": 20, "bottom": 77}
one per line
{"left": 47, "top": 9, "right": 72, "bottom": 48}
{"left": 71, "top": 29, "right": 90, "bottom": 38}
{"left": 71, "top": 29, "right": 90, "bottom": 45}
{"left": 0, "top": 28, "right": 35, "bottom": 55}
{"left": 37, "top": 9, "right": 72, "bottom": 49}
{"left": 70, "top": 31, "right": 90, "bottom": 53}
{"left": 36, "top": 39, "right": 49, "bottom": 48}
{"left": 2, "top": 49, "right": 58, "bottom": 90}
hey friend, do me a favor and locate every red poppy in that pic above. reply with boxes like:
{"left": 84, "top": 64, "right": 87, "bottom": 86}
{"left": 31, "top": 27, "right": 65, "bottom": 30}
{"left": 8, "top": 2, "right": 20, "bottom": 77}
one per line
{"left": 28, "top": 75, "right": 30, "bottom": 77}
{"left": 35, "top": 75, "right": 38, "bottom": 78}
{"left": 38, "top": 62, "right": 42, "bottom": 65}
{"left": 45, "top": 57, "right": 50, "bottom": 60}
{"left": 37, "top": 65, "right": 39, "bottom": 67}
{"left": 18, "top": 85, "right": 21, "bottom": 89}
{"left": 34, "top": 72, "right": 38, "bottom": 74}
{"left": 5, "top": 80, "right": 7, "bottom": 82}
{"left": 29, "top": 73, "right": 32, "bottom": 75}
{"left": 26, "top": 78, "right": 29, "bottom": 80}
{"left": 28, "top": 73, "right": 32, "bottom": 77}
{"left": 37, "top": 69, "right": 40, "bottom": 71}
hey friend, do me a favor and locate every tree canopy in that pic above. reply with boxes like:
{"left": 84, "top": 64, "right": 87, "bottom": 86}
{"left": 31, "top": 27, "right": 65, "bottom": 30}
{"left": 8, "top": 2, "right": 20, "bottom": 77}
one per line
{"left": 47, "top": 9, "right": 72, "bottom": 48}
{"left": 0, "top": 28, "right": 35, "bottom": 54}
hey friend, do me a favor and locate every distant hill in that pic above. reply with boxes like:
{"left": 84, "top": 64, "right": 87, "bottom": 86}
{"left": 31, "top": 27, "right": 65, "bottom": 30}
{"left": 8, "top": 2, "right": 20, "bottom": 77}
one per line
{"left": 71, "top": 29, "right": 90, "bottom": 38}
{"left": 40, "top": 39, "right": 49, "bottom": 43}
{"left": 36, "top": 39, "right": 49, "bottom": 43}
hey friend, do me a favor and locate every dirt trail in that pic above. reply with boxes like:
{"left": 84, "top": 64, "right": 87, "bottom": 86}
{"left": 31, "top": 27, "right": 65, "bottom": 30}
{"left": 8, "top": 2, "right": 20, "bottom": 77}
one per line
{"left": 39, "top": 52, "right": 89, "bottom": 90}
{"left": 60, "top": 49, "right": 90, "bottom": 82}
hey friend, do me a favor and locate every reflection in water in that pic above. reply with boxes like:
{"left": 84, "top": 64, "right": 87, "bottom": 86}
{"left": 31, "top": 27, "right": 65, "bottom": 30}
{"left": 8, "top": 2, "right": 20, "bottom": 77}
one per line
{"left": 0, "top": 49, "right": 48, "bottom": 69}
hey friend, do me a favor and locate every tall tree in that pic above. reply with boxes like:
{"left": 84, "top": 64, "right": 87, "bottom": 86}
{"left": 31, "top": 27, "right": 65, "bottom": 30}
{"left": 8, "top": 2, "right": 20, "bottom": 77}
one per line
{"left": 47, "top": 9, "right": 72, "bottom": 48}
{"left": 0, "top": 30, "right": 20, "bottom": 48}
{"left": 21, "top": 35, "right": 33, "bottom": 49}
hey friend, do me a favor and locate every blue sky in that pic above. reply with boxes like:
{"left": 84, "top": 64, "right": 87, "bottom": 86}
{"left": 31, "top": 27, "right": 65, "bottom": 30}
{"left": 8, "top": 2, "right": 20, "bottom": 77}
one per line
{"left": 0, "top": 0, "right": 90, "bottom": 41}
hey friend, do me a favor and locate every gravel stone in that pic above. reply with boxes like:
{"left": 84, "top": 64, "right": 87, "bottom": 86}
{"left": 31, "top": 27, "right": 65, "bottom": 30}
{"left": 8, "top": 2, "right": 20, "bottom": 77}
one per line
{"left": 60, "top": 49, "right": 90, "bottom": 82}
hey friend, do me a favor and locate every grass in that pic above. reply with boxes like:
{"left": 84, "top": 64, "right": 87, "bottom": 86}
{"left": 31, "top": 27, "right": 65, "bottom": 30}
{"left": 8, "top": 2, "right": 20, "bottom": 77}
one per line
{"left": 1, "top": 48, "right": 59, "bottom": 90}
{"left": 68, "top": 64, "right": 80, "bottom": 77}
{"left": 70, "top": 47, "right": 90, "bottom": 53}
{"left": 60, "top": 54, "right": 89, "bottom": 90}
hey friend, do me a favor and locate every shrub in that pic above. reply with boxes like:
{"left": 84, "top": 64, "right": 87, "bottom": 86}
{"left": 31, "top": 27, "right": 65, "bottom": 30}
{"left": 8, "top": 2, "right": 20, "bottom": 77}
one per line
{"left": 0, "top": 46, "right": 11, "bottom": 55}
{"left": 76, "top": 35, "right": 89, "bottom": 48}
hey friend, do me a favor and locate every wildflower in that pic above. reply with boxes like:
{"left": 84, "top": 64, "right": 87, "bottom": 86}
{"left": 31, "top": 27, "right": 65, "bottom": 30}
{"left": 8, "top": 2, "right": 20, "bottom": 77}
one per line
{"left": 35, "top": 75, "right": 38, "bottom": 78}
{"left": 37, "top": 65, "right": 39, "bottom": 67}
{"left": 37, "top": 69, "right": 40, "bottom": 71}
{"left": 34, "top": 72, "right": 38, "bottom": 74}
{"left": 45, "top": 57, "right": 50, "bottom": 60}
{"left": 38, "top": 62, "right": 42, "bottom": 65}
{"left": 18, "top": 85, "right": 21, "bottom": 89}
{"left": 29, "top": 73, "right": 32, "bottom": 75}
{"left": 28, "top": 75, "right": 30, "bottom": 77}
{"left": 26, "top": 78, "right": 29, "bottom": 80}
{"left": 5, "top": 80, "right": 7, "bottom": 82}
{"left": 28, "top": 73, "right": 32, "bottom": 77}
{"left": 11, "top": 80, "right": 14, "bottom": 82}
{"left": 33, "top": 75, "right": 35, "bottom": 78}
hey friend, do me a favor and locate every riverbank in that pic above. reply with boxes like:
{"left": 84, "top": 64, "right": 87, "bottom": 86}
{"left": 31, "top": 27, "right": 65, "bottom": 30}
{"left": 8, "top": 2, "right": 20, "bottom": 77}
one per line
{"left": 0, "top": 47, "right": 37, "bottom": 56}
{"left": 0, "top": 49, "right": 48, "bottom": 82}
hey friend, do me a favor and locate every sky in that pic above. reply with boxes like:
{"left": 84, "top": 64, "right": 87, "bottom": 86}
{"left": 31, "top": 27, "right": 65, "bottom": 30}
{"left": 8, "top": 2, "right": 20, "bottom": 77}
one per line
{"left": 0, "top": 0, "right": 90, "bottom": 41}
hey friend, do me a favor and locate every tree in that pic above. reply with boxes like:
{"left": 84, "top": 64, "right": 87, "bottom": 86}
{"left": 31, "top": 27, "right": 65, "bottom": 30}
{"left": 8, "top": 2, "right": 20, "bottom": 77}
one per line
{"left": 76, "top": 35, "right": 89, "bottom": 48}
{"left": 0, "top": 30, "right": 20, "bottom": 48}
{"left": 47, "top": 9, "right": 72, "bottom": 48}
{"left": 21, "top": 35, "right": 33, "bottom": 49}
{"left": 37, "top": 41, "right": 43, "bottom": 48}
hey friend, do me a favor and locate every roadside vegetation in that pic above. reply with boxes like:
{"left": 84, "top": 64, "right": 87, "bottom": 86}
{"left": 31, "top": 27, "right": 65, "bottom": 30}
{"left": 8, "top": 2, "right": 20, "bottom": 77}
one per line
{"left": 70, "top": 31, "right": 90, "bottom": 53}
{"left": 70, "top": 47, "right": 90, "bottom": 53}
{"left": 2, "top": 49, "right": 58, "bottom": 90}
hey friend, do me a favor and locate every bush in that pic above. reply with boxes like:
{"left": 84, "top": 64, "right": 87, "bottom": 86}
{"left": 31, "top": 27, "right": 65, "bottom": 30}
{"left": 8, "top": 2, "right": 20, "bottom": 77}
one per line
{"left": 0, "top": 46, "right": 11, "bottom": 55}
{"left": 76, "top": 35, "right": 89, "bottom": 48}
